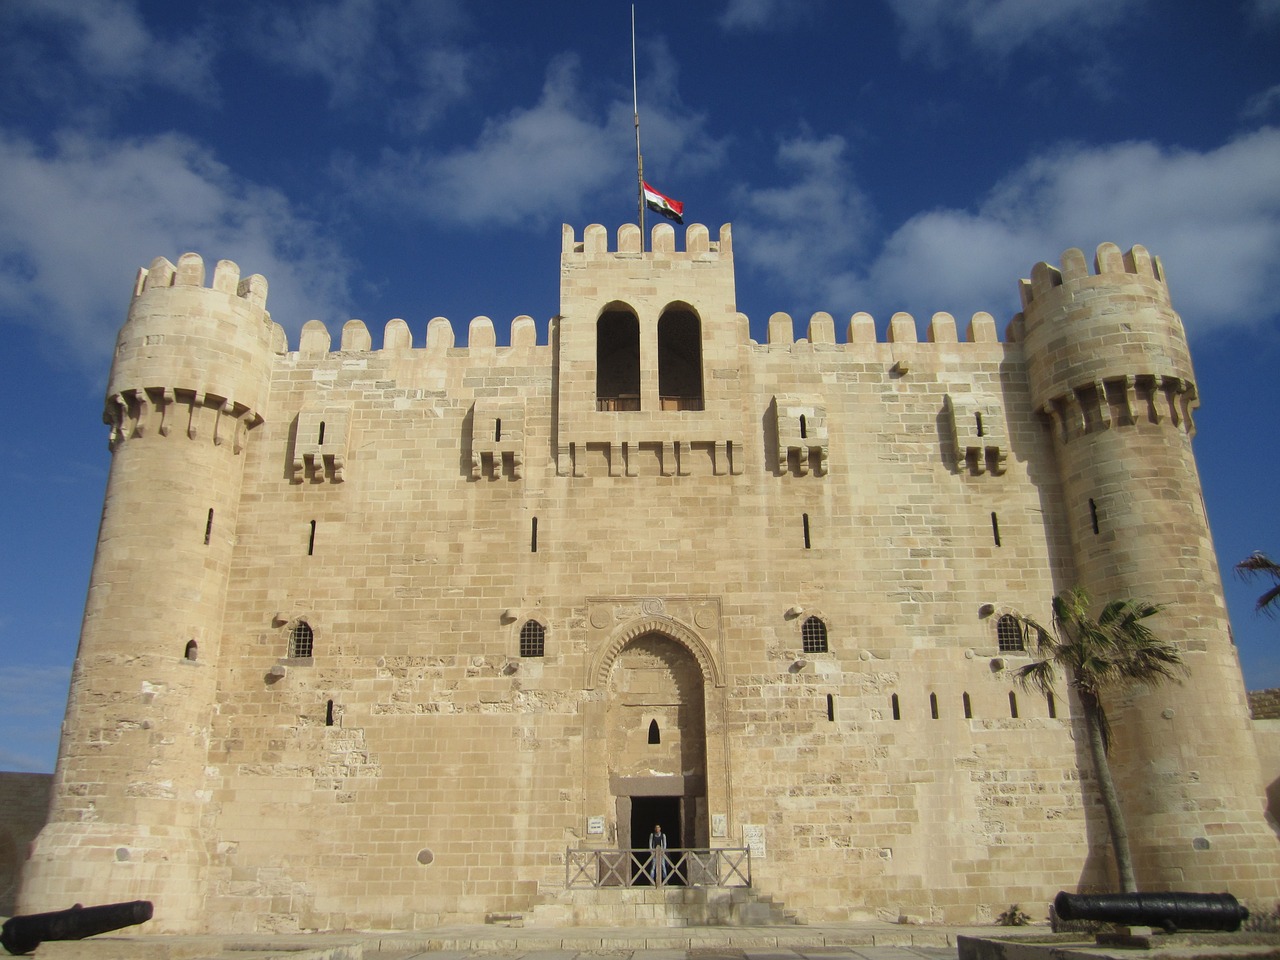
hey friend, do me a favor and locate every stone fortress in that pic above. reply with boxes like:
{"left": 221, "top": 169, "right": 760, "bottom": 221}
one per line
{"left": 13, "top": 221, "right": 1280, "bottom": 933}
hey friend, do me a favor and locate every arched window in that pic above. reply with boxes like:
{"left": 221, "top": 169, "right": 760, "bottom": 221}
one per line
{"left": 657, "top": 306, "right": 703, "bottom": 411}
{"left": 996, "top": 615, "right": 1025, "bottom": 653}
{"left": 801, "top": 616, "right": 828, "bottom": 653}
{"left": 289, "top": 621, "right": 314, "bottom": 659}
{"left": 184, "top": 639, "right": 198, "bottom": 661}
{"left": 519, "top": 620, "right": 546, "bottom": 658}
{"left": 648, "top": 719, "right": 660, "bottom": 744}
{"left": 596, "top": 307, "right": 640, "bottom": 410}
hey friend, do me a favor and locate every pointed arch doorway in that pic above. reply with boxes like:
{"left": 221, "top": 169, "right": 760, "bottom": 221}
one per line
{"left": 605, "top": 632, "right": 708, "bottom": 869}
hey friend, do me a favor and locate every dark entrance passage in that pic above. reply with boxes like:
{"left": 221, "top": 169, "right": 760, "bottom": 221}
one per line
{"left": 630, "top": 795, "right": 681, "bottom": 885}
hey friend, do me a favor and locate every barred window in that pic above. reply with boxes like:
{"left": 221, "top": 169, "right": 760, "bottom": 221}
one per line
{"left": 289, "top": 621, "right": 314, "bottom": 659}
{"left": 519, "top": 620, "right": 546, "bottom": 658}
{"left": 801, "top": 616, "right": 828, "bottom": 654}
{"left": 996, "top": 615, "right": 1025, "bottom": 653}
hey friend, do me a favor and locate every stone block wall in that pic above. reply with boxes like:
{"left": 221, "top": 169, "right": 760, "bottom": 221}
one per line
{"left": 21, "top": 226, "right": 1280, "bottom": 933}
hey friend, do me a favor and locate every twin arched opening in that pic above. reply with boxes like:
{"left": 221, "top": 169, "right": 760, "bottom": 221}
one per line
{"left": 596, "top": 303, "right": 703, "bottom": 412}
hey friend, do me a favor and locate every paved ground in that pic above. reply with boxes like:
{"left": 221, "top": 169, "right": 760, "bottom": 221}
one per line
{"left": 358, "top": 924, "right": 1012, "bottom": 960}
{"left": 20, "top": 922, "right": 1023, "bottom": 959}
{"left": 373, "top": 946, "right": 960, "bottom": 960}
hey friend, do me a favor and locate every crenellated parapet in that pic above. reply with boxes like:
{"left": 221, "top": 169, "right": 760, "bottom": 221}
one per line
{"left": 109, "top": 253, "right": 280, "bottom": 452}
{"left": 1016, "top": 243, "right": 1198, "bottom": 442}
{"left": 294, "top": 314, "right": 543, "bottom": 357}
{"left": 561, "top": 222, "right": 732, "bottom": 260}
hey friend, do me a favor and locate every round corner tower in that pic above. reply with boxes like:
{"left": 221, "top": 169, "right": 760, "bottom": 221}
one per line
{"left": 1019, "top": 243, "right": 1280, "bottom": 899}
{"left": 19, "top": 253, "right": 278, "bottom": 930}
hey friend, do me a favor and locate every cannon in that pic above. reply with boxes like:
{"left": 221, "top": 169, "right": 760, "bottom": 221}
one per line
{"left": 0, "top": 900, "right": 153, "bottom": 955}
{"left": 1054, "top": 891, "right": 1248, "bottom": 933}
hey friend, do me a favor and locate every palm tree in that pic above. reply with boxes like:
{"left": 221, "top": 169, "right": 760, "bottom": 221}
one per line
{"left": 1012, "top": 587, "right": 1184, "bottom": 893}
{"left": 1236, "top": 552, "right": 1280, "bottom": 618}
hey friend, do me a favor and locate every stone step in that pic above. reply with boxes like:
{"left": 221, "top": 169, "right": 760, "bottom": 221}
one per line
{"left": 528, "top": 885, "right": 802, "bottom": 927}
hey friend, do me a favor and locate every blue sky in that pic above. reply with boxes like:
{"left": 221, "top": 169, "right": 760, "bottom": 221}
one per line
{"left": 1, "top": 0, "right": 1279, "bottom": 773}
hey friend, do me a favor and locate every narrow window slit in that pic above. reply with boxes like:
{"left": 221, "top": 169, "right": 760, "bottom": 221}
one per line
{"left": 204, "top": 508, "right": 213, "bottom": 546}
{"left": 802, "top": 513, "right": 811, "bottom": 549}
{"left": 1009, "top": 691, "right": 1019, "bottom": 719}
{"left": 495, "top": 418, "right": 502, "bottom": 442}
{"left": 308, "top": 520, "right": 316, "bottom": 556}
{"left": 325, "top": 699, "right": 334, "bottom": 727}
{"left": 1089, "top": 498, "right": 1100, "bottom": 535}
{"left": 826, "top": 694, "right": 835, "bottom": 722}
{"left": 1046, "top": 692, "right": 1057, "bottom": 719}
{"left": 891, "top": 693, "right": 900, "bottom": 721}
{"left": 531, "top": 517, "right": 538, "bottom": 553}
{"left": 799, "top": 415, "right": 808, "bottom": 439}
{"left": 930, "top": 692, "right": 939, "bottom": 720}
{"left": 318, "top": 421, "right": 326, "bottom": 444}
{"left": 975, "top": 412, "right": 985, "bottom": 437}
{"left": 963, "top": 692, "right": 972, "bottom": 719}
{"left": 991, "top": 511, "right": 1001, "bottom": 547}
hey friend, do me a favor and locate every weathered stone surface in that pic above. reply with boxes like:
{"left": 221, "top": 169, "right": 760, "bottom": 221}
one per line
{"left": 14, "top": 230, "right": 1280, "bottom": 934}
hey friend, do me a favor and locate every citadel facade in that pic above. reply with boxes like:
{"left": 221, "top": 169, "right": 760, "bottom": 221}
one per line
{"left": 17, "top": 222, "right": 1280, "bottom": 932}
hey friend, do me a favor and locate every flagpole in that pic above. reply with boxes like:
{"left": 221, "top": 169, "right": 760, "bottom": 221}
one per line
{"left": 632, "top": 5, "right": 645, "bottom": 249}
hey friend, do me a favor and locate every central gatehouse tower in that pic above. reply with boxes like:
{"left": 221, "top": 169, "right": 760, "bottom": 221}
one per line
{"left": 20, "top": 223, "right": 1280, "bottom": 933}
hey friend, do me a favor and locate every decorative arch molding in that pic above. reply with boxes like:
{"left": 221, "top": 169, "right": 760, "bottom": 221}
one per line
{"left": 588, "top": 615, "right": 724, "bottom": 690}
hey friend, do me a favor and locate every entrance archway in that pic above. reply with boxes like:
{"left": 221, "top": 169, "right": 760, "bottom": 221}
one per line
{"left": 606, "top": 633, "right": 708, "bottom": 855}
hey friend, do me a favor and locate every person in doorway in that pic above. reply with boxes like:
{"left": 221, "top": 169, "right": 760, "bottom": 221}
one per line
{"left": 648, "top": 823, "right": 668, "bottom": 884}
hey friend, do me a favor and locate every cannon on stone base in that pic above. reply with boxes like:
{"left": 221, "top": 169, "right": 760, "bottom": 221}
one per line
{"left": 0, "top": 900, "right": 153, "bottom": 955}
{"left": 1054, "top": 891, "right": 1249, "bottom": 933}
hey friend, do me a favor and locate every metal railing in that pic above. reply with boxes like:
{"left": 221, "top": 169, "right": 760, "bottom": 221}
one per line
{"left": 597, "top": 396, "right": 642, "bottom": 411}
{"left": 565, "top": 847, "right": 751, "bottom": 888}
{"left": 595, "top": 396, "right": 705, "bottom": 412}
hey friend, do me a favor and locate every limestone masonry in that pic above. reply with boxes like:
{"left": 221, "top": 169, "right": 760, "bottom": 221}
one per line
{"left": 16, "top": 222, "right": 1280, "bottom": 932}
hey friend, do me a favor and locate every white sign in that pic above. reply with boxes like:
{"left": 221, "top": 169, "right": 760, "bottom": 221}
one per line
{"left": 712, "top": 813, "right": 727, "bottom": 838}
{"left": 587, "top": 816, "right": 605, "bottom": 836}
{"left": 741, "top": 824, "right": 766, "bottom": 860}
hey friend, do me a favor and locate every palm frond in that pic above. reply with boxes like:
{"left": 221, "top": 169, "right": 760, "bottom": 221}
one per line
{"left": 1014, "top": 658, "right": 1057, "bottom": 698}
{"left": 1237, "top": 552, "right": 1280, "bottom": 618}
{"left": 1258, "top": 582, "right": 1280, "bottom": 619}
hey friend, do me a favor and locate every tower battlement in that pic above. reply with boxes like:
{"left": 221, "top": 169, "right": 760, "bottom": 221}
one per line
{"left": 1016, "top": 242, "right": 1169, "bottom": 329}
{"left": 133, "top": 252, "right": 269, "bottom": 309}
{"left": 562, "top": 222, "right": 732, "bottom": 259}
{"left": 1016, "top": 242, "right": 1194, "bottom": 438}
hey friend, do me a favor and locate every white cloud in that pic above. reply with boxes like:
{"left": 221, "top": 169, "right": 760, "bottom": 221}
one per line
{"left": 0, "top": 129, "right": 352, "bottom": 371}
{"left": 719, "top": 0, "right": 821, "bottom": 31}
{"left": 0, "top": 0, "right": 218, "bottom": 101}
{"left": 1243, "top": 83, "right": 1280, "bottom": 121}
{"left": 885, "top": 0, "right": 1144, "bottom": 63}
{"left": 732, "top": 133, "right": 874, "bottom": 303}
{"left": 1247, "top": 0, "right": 1280, "bottom": 25}
{"left": 341, "top": 51, "right": 725, "bottom": 228}
{"left": 250, "top": 0, "right": 474, "bottom": 133}
{"left": 875, "top": 128, "right": 1280, "bottom": 332}
{"left": 733, "top": 127, "right": 1280, "bottom": 336}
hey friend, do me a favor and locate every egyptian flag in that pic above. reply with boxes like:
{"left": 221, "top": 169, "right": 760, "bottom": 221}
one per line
{"left": 643, "top": 181, "right": 684, "bottom": 224}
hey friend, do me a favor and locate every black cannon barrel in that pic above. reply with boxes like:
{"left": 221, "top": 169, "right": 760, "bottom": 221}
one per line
{"left": 0, "top": 900, "right": 153, "bottom": 955}
{"left": 1054, "top": 891, "right": 1248, "bottom": 933}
